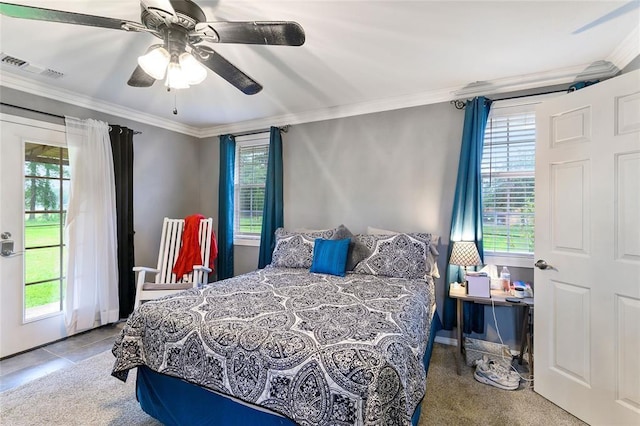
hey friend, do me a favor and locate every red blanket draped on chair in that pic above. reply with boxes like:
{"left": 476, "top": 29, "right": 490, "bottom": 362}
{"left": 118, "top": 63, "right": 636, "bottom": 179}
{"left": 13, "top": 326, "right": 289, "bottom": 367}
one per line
{"left": 172, "top": 214, "right": 218, "bottom": 278}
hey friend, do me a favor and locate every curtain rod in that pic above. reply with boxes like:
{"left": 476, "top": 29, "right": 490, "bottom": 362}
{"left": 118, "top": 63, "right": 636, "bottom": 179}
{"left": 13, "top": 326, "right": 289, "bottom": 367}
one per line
{"left": 0, "top": 102, "right": 142, "bottom": 134}
{"left": 490, "top": 88, "right": 568, "bottom": 102}
{"left": 450, "top": 88, "right": 569, "bottom": 110}
{"left": 233, "top": 125, "right": 290, "bottom": 137}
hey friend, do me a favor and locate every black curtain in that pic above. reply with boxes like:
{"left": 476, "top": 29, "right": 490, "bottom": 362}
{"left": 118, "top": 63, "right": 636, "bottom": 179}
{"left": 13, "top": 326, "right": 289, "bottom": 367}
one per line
{"left": 109, "top": 125, "right": 135, "bottom": 318}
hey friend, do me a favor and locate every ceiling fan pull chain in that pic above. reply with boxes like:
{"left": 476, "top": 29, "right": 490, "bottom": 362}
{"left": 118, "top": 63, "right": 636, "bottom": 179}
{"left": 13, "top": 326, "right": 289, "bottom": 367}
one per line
{"left": 173, "top": 92, "right": 178, "bottom": 115}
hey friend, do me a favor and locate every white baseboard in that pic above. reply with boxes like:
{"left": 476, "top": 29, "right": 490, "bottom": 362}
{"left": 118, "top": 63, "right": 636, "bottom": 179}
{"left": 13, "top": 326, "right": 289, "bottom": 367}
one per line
{"left": 434, "top": 335, "right": 522, "bottom": 356}
{"left": 434, "top": 335, "right": 457, "bottom": 346}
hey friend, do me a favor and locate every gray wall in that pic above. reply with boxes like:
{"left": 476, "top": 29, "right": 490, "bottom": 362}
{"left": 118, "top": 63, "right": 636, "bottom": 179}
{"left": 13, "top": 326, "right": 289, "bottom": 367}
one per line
{"left": 283, "top": 105, "right": 460, "bottom": 234}
{"left": 0, "top": 86, "right": 202, "bottom": 270}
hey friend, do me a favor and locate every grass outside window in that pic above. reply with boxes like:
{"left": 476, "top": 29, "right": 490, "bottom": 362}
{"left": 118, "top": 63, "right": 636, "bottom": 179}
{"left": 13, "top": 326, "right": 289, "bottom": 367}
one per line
{"left": 24, "top": 218, "right": 64, "bottom": 309}
{"left": 482, "top": 224, "right": 534, "bottom": 255}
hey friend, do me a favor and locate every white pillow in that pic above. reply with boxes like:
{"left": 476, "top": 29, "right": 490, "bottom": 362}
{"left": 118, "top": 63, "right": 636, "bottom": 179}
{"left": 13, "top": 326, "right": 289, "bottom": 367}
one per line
{"left": 367, "top": 226, "right": 398, "bottom": 235}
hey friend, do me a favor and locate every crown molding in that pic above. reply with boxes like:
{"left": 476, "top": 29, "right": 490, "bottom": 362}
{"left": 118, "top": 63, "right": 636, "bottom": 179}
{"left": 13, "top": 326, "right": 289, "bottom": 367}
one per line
{"left": 198, "top": 86, "right": 457, "bottom": 138}
{"left": 201, "top": 60, "right": 623, "bottom": 137}
{"left": 0, "top": 71, "right": 202, "bottom": 137}
{"left": 608, "top": 26, "right": 640, "bottom": 71}
{"left": 451, "top": 60, "right": 620, "bottom": 100}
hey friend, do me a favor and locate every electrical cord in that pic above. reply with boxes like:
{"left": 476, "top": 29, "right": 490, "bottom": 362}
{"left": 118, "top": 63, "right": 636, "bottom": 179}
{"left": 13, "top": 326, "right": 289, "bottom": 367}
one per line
{"left": 490, "top": 298, "right": 534, "bottom": 383}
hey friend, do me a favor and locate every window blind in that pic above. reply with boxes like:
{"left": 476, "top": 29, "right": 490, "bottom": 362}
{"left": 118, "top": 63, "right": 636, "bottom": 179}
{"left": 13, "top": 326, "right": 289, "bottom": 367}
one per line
{"left": 235, "top": 142, "right": 269, "bottom": 238}
{"left": 481, "top": 109, "right": 536, "bottom": 255}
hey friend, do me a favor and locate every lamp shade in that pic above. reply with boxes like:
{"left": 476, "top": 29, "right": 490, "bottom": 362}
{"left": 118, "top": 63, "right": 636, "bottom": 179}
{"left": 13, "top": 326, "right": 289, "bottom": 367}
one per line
{"left": 449, "top": 241, "right": 482, "bottom": 267}
{"left": 165, "top": 60, "right": 190, "bottom": 89}
{"left": 179, "top": 52, "right": 207, "bottom": 85}
{"left": 138, "top": 46, "right": 170, "bottom": 80}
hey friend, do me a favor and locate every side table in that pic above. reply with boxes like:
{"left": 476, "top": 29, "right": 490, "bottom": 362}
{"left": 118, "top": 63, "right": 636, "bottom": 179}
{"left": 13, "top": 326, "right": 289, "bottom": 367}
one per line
{"left": 449, "top": 284, "right": 534, "bottom": 377}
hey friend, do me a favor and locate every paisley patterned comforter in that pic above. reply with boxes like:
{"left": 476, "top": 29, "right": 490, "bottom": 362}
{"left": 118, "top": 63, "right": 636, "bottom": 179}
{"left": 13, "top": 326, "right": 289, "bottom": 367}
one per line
{"left": 112, "top": 266, "right": 435, "bottom": 426}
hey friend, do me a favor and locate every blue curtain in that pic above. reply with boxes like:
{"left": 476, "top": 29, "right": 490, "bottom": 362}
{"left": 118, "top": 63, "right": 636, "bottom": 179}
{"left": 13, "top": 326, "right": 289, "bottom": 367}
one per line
{"left": 217, "top": 134, "right": 235, "bottom": 280}
{"left": 258, "top": 127, "right": 284, "bottom": 269}
{"left": 442, "top": 96, "right": 492, "bottom": 333}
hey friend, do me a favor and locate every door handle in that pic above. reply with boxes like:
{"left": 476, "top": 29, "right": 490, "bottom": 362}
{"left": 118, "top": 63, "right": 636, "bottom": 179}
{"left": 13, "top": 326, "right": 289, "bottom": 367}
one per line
{"left": 535, "top": 259, "right": 552, "bottom": 270}
{"left": 0, "top": 231, "right": 20, "bottom": 257}
{"left": 1, "top": 239, "right": 15, "bottom": 257}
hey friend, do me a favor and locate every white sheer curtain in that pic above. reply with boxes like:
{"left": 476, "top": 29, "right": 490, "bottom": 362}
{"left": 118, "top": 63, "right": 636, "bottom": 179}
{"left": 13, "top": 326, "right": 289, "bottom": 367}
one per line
{"left": 64, "top": 117, "right": 119, "bottom": 333}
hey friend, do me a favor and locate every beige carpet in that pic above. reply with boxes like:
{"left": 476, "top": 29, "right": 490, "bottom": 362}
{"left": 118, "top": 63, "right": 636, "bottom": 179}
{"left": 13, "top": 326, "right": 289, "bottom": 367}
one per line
{"left": 0, "top": 344, "right": 585, "bottom": 426}
{"left": 421, "top": 344, "right": 586, "bottom": 426}
{"left": 0, "top": 351, "right": 159, "bottom": 426}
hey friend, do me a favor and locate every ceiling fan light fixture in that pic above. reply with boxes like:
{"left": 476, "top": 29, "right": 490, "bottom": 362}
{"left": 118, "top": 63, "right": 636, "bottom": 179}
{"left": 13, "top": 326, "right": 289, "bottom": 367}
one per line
{"left": 165, "top": 60, "right": 190, "bottom": 89}
{"left": 179, "top": 52, "right": 207, "bottom": 85}
{"left": 138, "top": 46, "right": 170, "bottom": 80}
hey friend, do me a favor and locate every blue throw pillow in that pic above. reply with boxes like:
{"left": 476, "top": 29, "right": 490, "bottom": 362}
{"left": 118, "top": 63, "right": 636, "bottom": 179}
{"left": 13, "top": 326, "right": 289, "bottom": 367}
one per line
{"left": 310, "top": 238, "right": 350, "bottom": 277}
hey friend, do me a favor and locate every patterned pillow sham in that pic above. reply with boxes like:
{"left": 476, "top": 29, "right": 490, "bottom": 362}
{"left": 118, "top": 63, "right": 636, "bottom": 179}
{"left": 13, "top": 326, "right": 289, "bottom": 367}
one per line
{"left": 352, "top": 233, "right": 433, "bottom": 279}
{"left": 364, "top": 227, "right": 440, "bottom": 278}
{"left": 271, "top": 225, "right": 352, "bottom": 268}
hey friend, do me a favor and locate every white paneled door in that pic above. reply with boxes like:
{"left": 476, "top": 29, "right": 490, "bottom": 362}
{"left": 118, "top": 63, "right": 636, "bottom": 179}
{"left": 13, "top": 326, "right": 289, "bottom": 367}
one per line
{"left": 534, "top": 70, "right": 640, "bottom": 425}
{"left": 0, "top": 115, "right": 70, "bottom": 357}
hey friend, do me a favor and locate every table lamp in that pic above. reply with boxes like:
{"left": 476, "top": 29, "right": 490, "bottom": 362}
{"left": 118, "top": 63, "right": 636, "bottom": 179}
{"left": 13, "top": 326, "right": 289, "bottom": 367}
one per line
{"left": 449, "top": 241, "right": 482, "bottom": 281}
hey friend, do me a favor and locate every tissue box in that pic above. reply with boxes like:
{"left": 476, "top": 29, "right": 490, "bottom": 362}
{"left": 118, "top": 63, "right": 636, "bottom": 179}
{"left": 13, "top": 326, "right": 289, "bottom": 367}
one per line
{"left": 466, "top": 276, "right": 490, "bottom": 297}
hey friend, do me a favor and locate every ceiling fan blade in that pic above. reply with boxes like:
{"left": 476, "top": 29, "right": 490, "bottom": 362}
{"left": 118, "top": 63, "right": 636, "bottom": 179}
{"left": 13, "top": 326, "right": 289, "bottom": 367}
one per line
{"left": 0, "top": 2, "right": 141, "bottom": 31}
{"left": 127, "top": 65, "right": 156, "bottom": 88}
{"left": 573, "top": 0, "right": 640, "bottom": 34}
{"left": 140, "top": 0, "right": 177, "bottom": 24}
{"left": 194, "top": 46, "right": 262, "bottom": 95}
{"left": 194, "top": 21, "right": 305, "bottom": 46}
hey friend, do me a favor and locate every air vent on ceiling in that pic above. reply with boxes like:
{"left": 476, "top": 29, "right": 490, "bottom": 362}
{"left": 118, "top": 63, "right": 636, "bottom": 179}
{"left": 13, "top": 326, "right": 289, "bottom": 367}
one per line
{"left": 0, "top": 52, "right": 64, "bottom": 79}
{"left": 1, "top": 54, "right": 27, "bottom": 68}
{"left": 40, "top": 68, "right": 64, "bottom": 79}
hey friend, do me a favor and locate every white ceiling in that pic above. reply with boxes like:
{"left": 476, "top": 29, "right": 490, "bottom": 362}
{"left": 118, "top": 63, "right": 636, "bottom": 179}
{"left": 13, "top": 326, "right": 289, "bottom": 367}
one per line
{"left": 0, "top": 1, "right": 638, "bottom": 136}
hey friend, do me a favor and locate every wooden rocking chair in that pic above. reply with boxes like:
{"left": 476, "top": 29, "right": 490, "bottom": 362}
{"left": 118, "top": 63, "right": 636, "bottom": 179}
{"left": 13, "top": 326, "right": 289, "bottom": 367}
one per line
{"left": 133, "top": 216, "right": 214, "bottom": 309}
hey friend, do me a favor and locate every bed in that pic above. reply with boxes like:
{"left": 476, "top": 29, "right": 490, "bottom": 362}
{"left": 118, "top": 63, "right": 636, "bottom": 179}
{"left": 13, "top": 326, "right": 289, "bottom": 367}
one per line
{"left": 112, "top": 228, "right": 441, "bottom": 426}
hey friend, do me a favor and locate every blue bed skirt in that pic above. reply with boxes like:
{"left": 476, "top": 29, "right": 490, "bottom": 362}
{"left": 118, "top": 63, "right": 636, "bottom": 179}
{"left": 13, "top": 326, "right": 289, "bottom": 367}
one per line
{"left": 136, "top": 311, "right": 442, "bottom": 426}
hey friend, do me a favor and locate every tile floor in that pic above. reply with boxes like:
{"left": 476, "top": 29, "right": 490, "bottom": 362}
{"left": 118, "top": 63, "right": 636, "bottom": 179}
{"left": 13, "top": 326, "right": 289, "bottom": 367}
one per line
{"left": 0, "top": 321, "right": 125, "bottom": 393}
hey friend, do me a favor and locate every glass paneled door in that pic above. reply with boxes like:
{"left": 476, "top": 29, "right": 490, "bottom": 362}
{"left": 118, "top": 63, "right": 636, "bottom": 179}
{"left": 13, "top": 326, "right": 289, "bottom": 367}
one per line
{"left": 24, "top": 142, "right": 70, "bottom": 320}
{"left": 0, "top": 115, "right": 70, "bottom": 357}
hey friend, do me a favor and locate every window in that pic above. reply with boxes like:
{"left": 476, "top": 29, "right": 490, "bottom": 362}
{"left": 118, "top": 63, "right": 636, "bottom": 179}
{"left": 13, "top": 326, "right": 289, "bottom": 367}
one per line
{"left": 234, "top": 133, "right": 269, "bottom": 245}
{"left": 24, "top": 142, "right": 70, "bottom": 320}
{"left": 481, "top": 103, "right": 536, "bottom": 263}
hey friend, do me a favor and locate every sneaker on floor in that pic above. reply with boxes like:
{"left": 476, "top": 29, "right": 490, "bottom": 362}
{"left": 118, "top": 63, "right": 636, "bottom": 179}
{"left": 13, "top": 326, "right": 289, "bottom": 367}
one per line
{"left": 474, "top": 356, "right": 520, "bottom": 390}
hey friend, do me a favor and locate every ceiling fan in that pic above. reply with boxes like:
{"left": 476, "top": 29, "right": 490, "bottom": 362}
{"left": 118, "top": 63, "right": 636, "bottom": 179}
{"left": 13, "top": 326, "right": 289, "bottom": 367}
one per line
{"left": 0, "top": 0, "right": 306, "bottom": 94}
{"left": 573, "top": 0, "right": 639, "bottom": 34}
